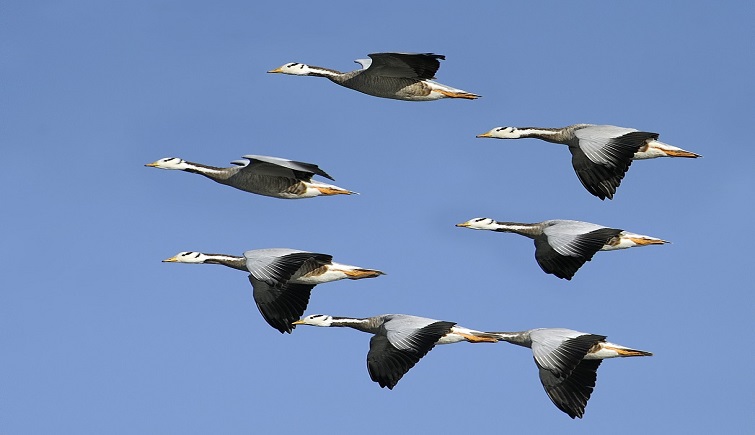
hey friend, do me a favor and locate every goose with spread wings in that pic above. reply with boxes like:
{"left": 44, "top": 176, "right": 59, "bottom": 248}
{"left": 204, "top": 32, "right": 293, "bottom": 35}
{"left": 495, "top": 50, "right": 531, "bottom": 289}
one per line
{"left": 477, "top": 124, "right": 700, "bottom": 199}
{"left": 456, "top": 218, "right": 668, "bottom": 280}
{"left": 163, "top": 249, "right": 384, "bottom": 333}
{"left": 146, "top": 154, "right": 354, "bottom": 199}
{"left": 292, "top": 313, "right": 499, "bottom": 389}
{"left": 268, "top": 52, "right": 479, "bottom": 101}
{"left": 493, "top": 328, "right": 652, "bottom": 419}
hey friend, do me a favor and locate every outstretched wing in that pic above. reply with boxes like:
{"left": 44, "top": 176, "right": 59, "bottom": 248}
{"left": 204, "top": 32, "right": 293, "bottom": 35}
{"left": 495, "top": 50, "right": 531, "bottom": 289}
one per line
{"left": 539, "top": 359, "right": 602, "bottom": 419}
{"left": 534, "top": 224, "right": 622, "bottom": 280}
{"left": 249, "top": 276, "right": 315, "bottom": 334}
{"left": 236, "top": 155, "right": 335, "bottom": 181}
{"left": 365, "top": 53, "right": 445, "bottom": 80}
{"left": 245, "top": 249, "right": 333, "bottom": 287}
{"left": 366, "top": 319, "right": 455, "bottom": 389}
{"left": 570, "top": 126, "right": 655, "bottom": 199}
{"left": 530, "top": 329, "right": 606, "bottom": 419}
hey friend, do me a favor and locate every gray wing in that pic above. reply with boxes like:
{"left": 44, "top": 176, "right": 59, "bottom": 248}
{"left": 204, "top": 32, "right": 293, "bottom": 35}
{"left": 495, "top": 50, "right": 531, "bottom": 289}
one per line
{"left": 244, "top": 249, "right": 333, "bottom": 287}
{"left": 570, "top": 125, "right": 656, "bottom": 199}
{"left": 248, "top": 275, "right": 315, "bottom": 334}
{"left": 365, "top": 53, "right": 445, "bottom": 80}
{"left": 530, "top": 329, "right": 606, "bottom": 419}
{"left": 366, "top": 318, "right": 455, "bottom": 389}
{"left": 235, "top": 155, "right": 335, "bottom": 181}
{"left": 534, "top": 222, "right": 622, "bottom": 280}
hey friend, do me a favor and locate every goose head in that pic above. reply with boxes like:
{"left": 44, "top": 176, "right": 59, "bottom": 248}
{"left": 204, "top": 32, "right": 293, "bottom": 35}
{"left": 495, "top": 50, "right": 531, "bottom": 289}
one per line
{"left": 476, "top": 127, "right": 522, "bottom": 139}
{"left": 145, "top": 157, "right": 189, "bottom": 170}
{"left": 456, "top": 217, "right": 496, "bottom": 230}
{"left": 163, "top": 251, "right": 210, "bottom": 264}
{"left": 292, "top": 314, "right": 334, "bottom": 327}
{"left": 268, "top": 62, "right": 316, "bottom": 76}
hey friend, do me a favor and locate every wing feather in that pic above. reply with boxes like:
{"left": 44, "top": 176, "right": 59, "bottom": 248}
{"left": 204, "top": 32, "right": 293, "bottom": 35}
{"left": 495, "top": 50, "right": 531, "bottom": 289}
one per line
{"left": 539, "top": 359, "right": 602, "bottom": 419}
{"left": 239, "top": 155, "right": 335, "bottom": 180}
{"left": 534, "top": 226, "right": 622, "bottom": 279}
{"left": 245, "top": 250, "right": 333, "bottom": 287}
{"left": 530, "top": 331, "right": 605, "bottom": 418}
{"left": 248, "top": 276, "right": 315, "bottom": 334}
{"left": 366, "top": 320, "right": 455, "bottom": 389}
{"left": 365, "top": 53, "right": 444, "bottom": 80}
{"left": 570, "top": 126, "right": 656, "bottom": 199}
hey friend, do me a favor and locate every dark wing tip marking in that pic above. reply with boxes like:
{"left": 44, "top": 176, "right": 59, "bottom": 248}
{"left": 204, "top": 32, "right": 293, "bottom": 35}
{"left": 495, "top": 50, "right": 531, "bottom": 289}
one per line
{"left": 249, "top": 276, "right": 316, "bottom": 334}
{"left": 533, "top": 238, "right": 586, "bottom": 280}
{"left": 541, "top": 359, "right": 602, "bottom": 419}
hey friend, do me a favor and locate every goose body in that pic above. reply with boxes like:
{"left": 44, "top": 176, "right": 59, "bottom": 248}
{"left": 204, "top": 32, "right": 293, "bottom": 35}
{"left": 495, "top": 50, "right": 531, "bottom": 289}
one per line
{"left": 146, "top": 154, "right": 354, "bottom": 199}
{"left": 456, "top": 218, "right": 668, "bottom": 280}
{"left": 292, "top": 314, "right": 499, "bottom": 389}
{"left": 493, "top": 328, "right": 652, "bottom": 419}
{"left": 163, "top": 249, "right": 384, "bottom": 333}
{"left": 268, "top": 52, "right": 480, "bottom": 101}
{"left": 477, "top": 124, "right": 700, "bottom": 199}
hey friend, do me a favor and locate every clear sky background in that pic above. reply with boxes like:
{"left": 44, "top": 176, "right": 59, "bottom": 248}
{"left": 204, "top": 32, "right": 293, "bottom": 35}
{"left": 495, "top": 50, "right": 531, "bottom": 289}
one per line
{"left": 2, "top": 1, "right": 754, "bottom": 433}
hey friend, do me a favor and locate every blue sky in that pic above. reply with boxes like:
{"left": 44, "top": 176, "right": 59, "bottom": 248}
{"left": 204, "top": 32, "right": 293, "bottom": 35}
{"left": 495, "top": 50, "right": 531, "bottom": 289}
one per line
{"left": 2, "top": 1, "right": 754, "bottom": 433}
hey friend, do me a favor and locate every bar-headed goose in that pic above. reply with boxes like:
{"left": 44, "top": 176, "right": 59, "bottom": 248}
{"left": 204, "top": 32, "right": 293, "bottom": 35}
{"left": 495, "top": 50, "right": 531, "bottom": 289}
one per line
{"left": 146, "top": 154, "right": 355, "bottom": 199}
{"left": 477, "top": 124, "right": 700, "bottom": 200}
{"left": 493, "top": 328, "right": 652, "bottom": 419}
{"left": 163, "top": 249, "right": 384, "bottom": 333}
{"left": 268, "top": 52, "right": 480, "bottom": 101}
{"left": 292, "top": 314, "right": 499, "bottom": 389}
{"left": 456, "top": 218, "right": 668, "bottom": 280}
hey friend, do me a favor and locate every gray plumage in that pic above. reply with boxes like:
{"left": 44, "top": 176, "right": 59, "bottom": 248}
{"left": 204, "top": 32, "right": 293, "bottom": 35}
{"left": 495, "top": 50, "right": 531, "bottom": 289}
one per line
{"left": 334, "top": 53, "right": 442, "bottom": 100}
{"left": 294, "top": 314, "right": 457, "bottom": 389}
{"left": 480, "top": 124, "right": 656, "bottom": 199}
{"left": 367, "top": 315, "right": 456, "bottom": 389}
{"left": 163, "top": 249, "right": 370, "bottom": 334}
{"left": 269, "top": 52, "right": 480, "bottom": 101}
{"left": 494, "top": 328, "right": 651, "bottom": 419}
{"left": 565, "top": 125, "right": 654, "bottom": 199}
{"left": 457, "top": 218, "right": 625, "bottom": 280}
{"left": 243, "top": 248, "right": 334, "bottom": 334}
{"left": 146, "top": 154, "right": 353, "bottom": 199}
{"left": 533, "top": 220, "right": 623, "bottom": 280}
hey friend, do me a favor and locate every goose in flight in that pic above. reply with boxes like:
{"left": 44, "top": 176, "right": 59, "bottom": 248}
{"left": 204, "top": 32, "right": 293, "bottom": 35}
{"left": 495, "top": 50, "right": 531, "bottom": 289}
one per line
{"left": 292, "top": 314, "right": 499, "bottom": 389}
{"left": 146, "top": 154, "right": 355, "bottom": 199}
{"left": 492, "top": 328, "right": 652, "bottom": 419}
{"left": 163, "top": 250, "right": 384, "bottom": 333}
{"left": 268, "top": 52, "right": 480, "bottom": 101}
{"left": 477, "top": 124, "right": 700, "bottom": 199}
{"left": 456, "top": 218, "right": 668, "bottom": 280}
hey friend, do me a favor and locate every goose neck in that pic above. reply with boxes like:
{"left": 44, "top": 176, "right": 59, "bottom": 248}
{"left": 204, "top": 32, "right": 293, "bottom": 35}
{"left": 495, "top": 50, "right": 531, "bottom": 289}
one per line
{"left": 516, "top": 127, "right": 575, "bottom": 145}
{"left": 491, "top": 222, "right": 543, "bottom": 238}
{"left": 182, "top": 162, "right": 232, "bottom": 180}
{"left": 492, "top": 331, "right": 532, "bottom": 348}
{"left": 203, "top": 254, "right": 248, "bottom": 271}
{"left": 307, "top": 66, "right": 344, "bottom": 80}
{"left": 331, "top": 316, "right": 380, "bottom": 333}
